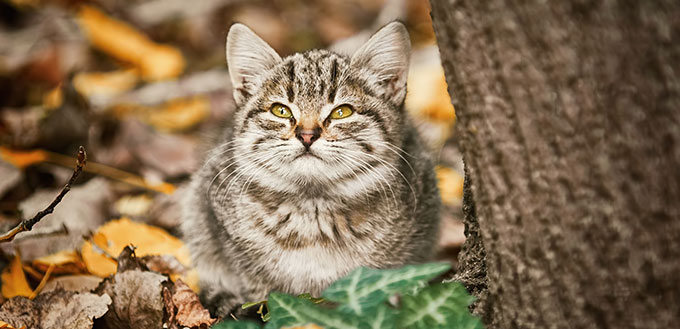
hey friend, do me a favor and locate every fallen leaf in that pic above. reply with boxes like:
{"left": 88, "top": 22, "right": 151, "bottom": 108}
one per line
{"left": 113, "top": 96, "right": 210, "bottom": 133}
{"left": 81, "top": 217, "right": 191, "bottom": 277}
{"left": 0, "top": 147, "right": 47, "bottom": 169}
{"left": 77, "top": 5, "right": 185, "bottom": 81}
{"left": 73, "top": 69, "right": 139, "bottom": 102}
{"left": 9, "top": 178, "right": 112, "bottom": 261}
{"left": 0, "top": 296, "right": 36, "bottom": 329}
{"left": 405, "top": 53, "right": 455, "bottom": 124}
{"left": 148, "top": 183, "right": 188, "bottom": 230}
{"left": 92, "top": 119, "right": 197, "bottom": 181}
{"left": 436, "top": 166, "right": 464, "bottom": 207}
{"left": 95, "top": 270, "right": 167, "bottom": 329}
{"left": 0, "top": 108, "right": 43, "bottom": 149}
{"left": 0, "top": 320, "right": 24, "bottom": 329}
{"left": 0, "top": 160, "right": 21, "bottom": 198}
{"left": 114, "top": 194, "right": 154, "bottom": 218}
{"left": 141, "top": 254, "right": 188, "bottom": 277}
{"left": 42, "top": 84, "right": 63, "bottom": 110}
{"left": 31, "top": 250, "right": 88, "bottom": 275}
{"left": 0, "top": 288, "right": 112, "bottom": 329}
{"left": 1, "top": 254, "right": 32, "bottom": 299}
{"left": 171, "top": 279, "right": 215, "bottom": 328}
{"left": 40, "top": 275, "right": 102, "bottom": 294}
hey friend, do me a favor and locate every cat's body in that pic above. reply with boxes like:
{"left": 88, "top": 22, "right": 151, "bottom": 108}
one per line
{"left": 181, "top": 22, "right": 440, "bottom": 317}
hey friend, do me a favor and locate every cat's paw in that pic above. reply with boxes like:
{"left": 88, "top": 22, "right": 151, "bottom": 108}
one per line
{"left": 200, "top": 289, "right": 242, "bottom": 318}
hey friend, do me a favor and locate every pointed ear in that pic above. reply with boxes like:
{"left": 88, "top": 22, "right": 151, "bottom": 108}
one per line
{"left": 226, "top": 24, "right": 282, "bottom": 105}
{"left": 351, "top": 22, "right": 411, "bottom": 105}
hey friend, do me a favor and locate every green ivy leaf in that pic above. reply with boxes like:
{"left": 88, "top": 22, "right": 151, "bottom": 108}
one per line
{"left": 356, "top": 303, "right": 397, "bottom": 329}
{"left": 398, "top": 281, "right": 484, "bottom": 329}
{"left": 211, "top": 319, "right": 262, "bottom": 329}
{"left": 321, "top": 263, "right": 451, "bottom": 315}
{"left": 265, "top": 292, "right": 358, "bottom": 329}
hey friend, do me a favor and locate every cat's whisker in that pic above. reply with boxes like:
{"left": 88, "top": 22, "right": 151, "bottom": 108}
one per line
{"left": 207, "top": 150, "right": 263, "bottom": 195}
{"left": 337, "top": 152, "right": 397, "bottom": 211}
{"left": 340, "top": 147, "right": 416, "bottom": 212}
{"left": 211, "top": 151, "right": 266, "bottom": 202}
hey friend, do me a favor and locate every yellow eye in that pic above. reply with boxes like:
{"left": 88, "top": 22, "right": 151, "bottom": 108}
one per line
{"left": 330, "top": 105, "right": 354, "bottom": 119}
{"left": 271, "top": 103, "right": 293, "bottom": 118}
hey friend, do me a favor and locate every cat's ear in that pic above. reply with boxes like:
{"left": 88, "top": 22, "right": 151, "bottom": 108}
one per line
{"left": 351, "top": 22, "right": 411, "bottom": 105}
{"left": 226, "top": 24, "right": 282, "bottom": 105}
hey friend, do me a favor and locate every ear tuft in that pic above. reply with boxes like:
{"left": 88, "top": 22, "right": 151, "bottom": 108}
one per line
{"left": 351, "top": 22, "right": 411, "bottom": 105}
{"left": 226, "top": 24, "right": 282, "bottom": 105}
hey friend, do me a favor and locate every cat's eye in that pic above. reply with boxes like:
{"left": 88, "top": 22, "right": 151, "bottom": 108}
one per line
{"left": 330, "top": 105, "right": 354, "bottom": 119}
{"left": 271, "top": 103, "right": 293, "bottom": 119}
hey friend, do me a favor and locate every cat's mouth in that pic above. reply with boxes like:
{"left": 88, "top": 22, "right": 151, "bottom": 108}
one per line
{"left": 294, "top": 150, "right": 322, "bottom": 160}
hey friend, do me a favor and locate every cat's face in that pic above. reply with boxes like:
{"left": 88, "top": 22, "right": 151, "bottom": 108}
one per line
{"left": 225, "top": 23, "right": 411, "bottom": 193}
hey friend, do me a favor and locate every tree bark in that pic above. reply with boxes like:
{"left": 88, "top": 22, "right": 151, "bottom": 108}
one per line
{"left": 428, "top": 1, "right": 680, "bottom": 328}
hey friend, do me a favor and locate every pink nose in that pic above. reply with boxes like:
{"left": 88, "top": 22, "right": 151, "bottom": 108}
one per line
{"left": 296, "top": 128, "right": 320, "bottom": 149}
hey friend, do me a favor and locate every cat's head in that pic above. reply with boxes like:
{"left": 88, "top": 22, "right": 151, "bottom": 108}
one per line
{"left": 225, "top": 22, "right": 411, "bottom": 192}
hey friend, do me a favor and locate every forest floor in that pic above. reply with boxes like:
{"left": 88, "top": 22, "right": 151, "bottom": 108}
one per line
{"left": 0, "top": 0, "right": 461, "bottom": 328}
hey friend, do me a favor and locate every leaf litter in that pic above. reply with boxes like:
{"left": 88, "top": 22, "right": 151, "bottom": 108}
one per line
{"left": 0, "top": 0, "right": 466, "bottom": 327}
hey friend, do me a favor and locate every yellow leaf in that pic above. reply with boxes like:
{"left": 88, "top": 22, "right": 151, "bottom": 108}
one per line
{"left": 32, "top": 250, "right": 88, "bottom": 275}
{"left": 1, "top": 254, "right": 32, "bottom": 299}
{"left": 28, "top": 264, "right": 54, "bottom": 299}
{"left": 436, "top": 166, "right": 464, "bottom": 206}
{"left": 73, "top": 69, "right": 139, "bottom": 99}
{"left": 114, "top": 194, "right": 154, "bottom": 217}
{"left": 0, "top": 147, "right": 48, "bottom": 169}
{"left": 43, "top": 85, "right": 63, "bottom": 110}
{"left": 0, "top": 320, "right": 26, "bottom": 329}
{"left": 113, "top": 96, "right": 210, "bottom": 133}
{"left": 143, "top": 97, "right": 210, "bottom": 132}
{"left": 406, "top": 64, "right": 456, "bottom": 124}
{"left": 81, "top": 217, "right": 191, "bottom": 277}
{"left": 77, "top": 5, "right": 185, "bottom": 81}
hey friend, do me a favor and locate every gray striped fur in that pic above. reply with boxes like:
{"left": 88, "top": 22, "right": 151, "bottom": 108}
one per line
{"left": 181, "top": 22, "right": 440, "bottom": 317}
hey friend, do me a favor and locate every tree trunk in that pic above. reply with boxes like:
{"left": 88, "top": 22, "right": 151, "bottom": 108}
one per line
{"left": 428, "top": 1, "right": 680, "bottom": 328}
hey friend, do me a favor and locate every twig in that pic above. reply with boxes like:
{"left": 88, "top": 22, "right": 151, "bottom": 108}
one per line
{"left": 0, "top": 146, "right": 87, "bottom": 243}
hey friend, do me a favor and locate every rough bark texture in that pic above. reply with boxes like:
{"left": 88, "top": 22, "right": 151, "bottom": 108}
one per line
{"left": 429, "top": 1, "right": 680, "bottom": 328}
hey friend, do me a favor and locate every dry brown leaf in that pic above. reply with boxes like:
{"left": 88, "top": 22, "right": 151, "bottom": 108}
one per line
{"left": 96, "top": 119, "right": 198, "bottom": 180}
{"left": 0, "top": 160, "right": 21, "bottom": 198}
{"left": 77, "top": 5, "right": 184, "bottom": 81}
{"left": 1, "top": 255, "right": 32, "bottom": 299}
{"left": 0, "top": 288, "right": 111, "bottom": 329}
{"left": 41, "top": 275, "right": 103, "bottom": 294}
{"left": 95, "top": 270, "right": 167, "bottom": 329}
{"left": 10, "top": 178, "right": 112, "bottom": 261}
{"left": 81, "top": 217, "right": 191, "bottom": 277}
{"left": 171, "top": 279, "right": 215, "bottom": 328}
{"left": 436, "top": 166, "right": 464, "bottom": 207}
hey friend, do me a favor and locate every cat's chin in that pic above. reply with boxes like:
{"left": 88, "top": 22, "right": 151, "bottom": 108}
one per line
{"left": 293, "top": 151, "right": 322, "bottom": 161}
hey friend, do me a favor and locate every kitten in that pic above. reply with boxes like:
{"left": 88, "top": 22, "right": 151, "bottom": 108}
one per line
{"left": 181, "top": 22, "right": 441, "bottom": 317}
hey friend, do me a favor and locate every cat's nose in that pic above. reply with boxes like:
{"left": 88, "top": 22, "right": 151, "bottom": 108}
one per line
{"left": 295, "top": 128, "right": 321, "bottom": 149}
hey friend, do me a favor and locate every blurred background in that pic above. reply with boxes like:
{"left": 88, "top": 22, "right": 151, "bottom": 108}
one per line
{"left": 0, "top": 0, "right": 463, "bottom": 297}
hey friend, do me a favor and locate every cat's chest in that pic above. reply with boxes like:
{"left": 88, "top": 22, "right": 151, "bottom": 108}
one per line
{"left": 229, "top": 197, "right": 378, "bottom": 292}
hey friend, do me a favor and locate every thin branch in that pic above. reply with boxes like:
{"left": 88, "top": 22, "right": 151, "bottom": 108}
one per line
{"left": 0, "top": 146, "right": 87, "bottom": 243}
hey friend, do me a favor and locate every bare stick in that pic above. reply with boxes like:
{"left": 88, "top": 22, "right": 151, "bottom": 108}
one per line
{"left": 0, "top": 146, "right": 87, "bottom": 243}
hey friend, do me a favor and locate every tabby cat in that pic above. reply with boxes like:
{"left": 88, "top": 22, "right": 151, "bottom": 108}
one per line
{"left": 181, "top": 22, "right": 441, "bottom": 317}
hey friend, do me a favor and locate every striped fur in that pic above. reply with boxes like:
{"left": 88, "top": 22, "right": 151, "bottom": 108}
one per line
{"left": 181, "top": 22, "right": 440, "bottom": 317}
